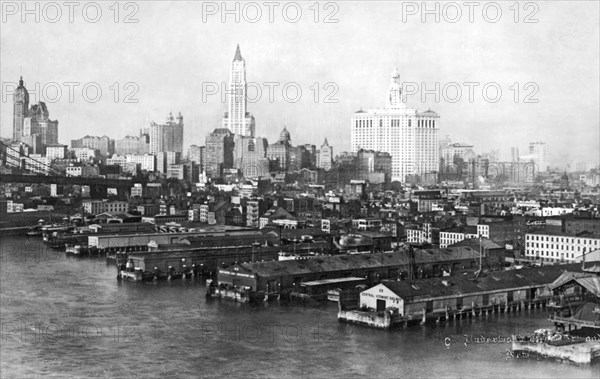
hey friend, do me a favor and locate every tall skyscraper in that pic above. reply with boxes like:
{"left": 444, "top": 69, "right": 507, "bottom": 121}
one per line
{"left": 233, "top": 135, "right": 269, "bottom": 178}
{"left": 149, "top": 112, "right": 184, "bottom": 154}
{"left": 439, "top": 136, "right": 475, "bottom": 166}
{"left": 317, "top": 138, "right": 333, "bottom": 171}
{"left": 267, "top": 127, "right": 291, "bottom": 171}
{"left": 188, "top": 144, "right": 205, "bottom": 173}
{"left": 510, "top": 147, "right": 520, "bottom": 162}
{"left": 24, "top": 102, "right": 59, "bottom": 147}
{"left": 13, "top": 77, "right": 29, "bottom": 142}
{"left": 529, "top": 142, "right": 548, "bottom": 172}
{"left": 222, "top": 44, "right": 255, "bottom": 137}
{"left": 357, "top": 149, "right": 392, "bottom": 184}
{"left": 351, "top": 68, "right": 439, "bottom": 182}
{"left": 205, "top": 128, "right": 235, "bottom": 178}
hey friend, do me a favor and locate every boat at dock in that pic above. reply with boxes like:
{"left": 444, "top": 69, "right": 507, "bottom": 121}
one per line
{"left": 511, "top": 328, "right": 600, "bottom": 364}
{"left": 510, "top": 265, "right": 600, "bottom": 364}
{"left": 26, "top": 225, "right": 43, "bottom": 237}
{"left": 327, "top": 289, "right": 341, "bottom": 302}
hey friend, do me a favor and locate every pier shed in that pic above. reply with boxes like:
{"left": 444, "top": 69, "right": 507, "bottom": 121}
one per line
{"left": 217, "top": 247, "right": 498, "bottom": 293}
{"left": 356, "top": 263, "right": 589, "bottom": 317}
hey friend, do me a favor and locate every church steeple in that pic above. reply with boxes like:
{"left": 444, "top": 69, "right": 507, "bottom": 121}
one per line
{"left": 233, "top": 44, "right": 243, "bottom": 62}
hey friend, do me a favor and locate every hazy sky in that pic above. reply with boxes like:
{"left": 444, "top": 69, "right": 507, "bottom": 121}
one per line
{"left": 1, "top": 1, "right": 599, "bottom": 168}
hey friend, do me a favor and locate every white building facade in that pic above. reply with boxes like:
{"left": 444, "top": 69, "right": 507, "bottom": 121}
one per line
{"left": 222, "top": 45, "right": 255, "bottom": 137}
{"left": 351, "top": 68, "right": 439, "bottom": 182}
{"left": 525, "top": 233, "right": 600, "bottom": 262}
{"left": 126, "top": 154, "right": 156, "bottom": 172}
{"left": 528, "top": 142, "right": 548, "bottom": 172}
{"left": 317, "top": 138, "right": 333, "bottom": 171}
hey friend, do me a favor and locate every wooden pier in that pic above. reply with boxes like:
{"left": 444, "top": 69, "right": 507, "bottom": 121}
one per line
{"left": 339, "top": 297, "right": 553, "bottom": 329}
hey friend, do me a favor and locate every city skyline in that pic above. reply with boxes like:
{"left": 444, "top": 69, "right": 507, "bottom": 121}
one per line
{"left": 1, "top": 2, "right": 599, "bottom": 168}
{"left": 1, "top": 3, "right": 600, "bottom": 378}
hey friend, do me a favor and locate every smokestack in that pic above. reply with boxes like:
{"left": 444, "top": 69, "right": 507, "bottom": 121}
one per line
{"left": 582, "top": 248, "right": 586, "bottom": 271}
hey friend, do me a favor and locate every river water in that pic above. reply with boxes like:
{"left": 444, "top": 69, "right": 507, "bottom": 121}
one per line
{"left": 1, "top": 236, "right": 599, "bottom": 378}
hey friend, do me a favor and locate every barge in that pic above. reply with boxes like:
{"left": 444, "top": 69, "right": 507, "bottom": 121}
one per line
{"left": 511, "top": 329, "right": 600, "bottom": 364}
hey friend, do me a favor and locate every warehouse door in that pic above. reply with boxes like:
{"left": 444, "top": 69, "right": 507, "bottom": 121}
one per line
{"left": 376, "top": 299, "right": 386, "bottom": 312}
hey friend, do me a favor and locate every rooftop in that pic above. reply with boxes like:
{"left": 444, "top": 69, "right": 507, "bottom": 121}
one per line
{"left": 450, "top": 237, "right": 503, "bottom": 250}
{"left": 225, "top": 247, "right": 491, "bottom": 278}
{"left": 380, "top": 262, "right": 594, "bottom": 300}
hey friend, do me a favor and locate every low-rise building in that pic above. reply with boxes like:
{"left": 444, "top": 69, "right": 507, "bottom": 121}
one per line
{"left": 439, "top": 226, "right": 479, "bottom": 248}
{"left": 45, "top": 144, "right": 68, "bottom": 160}
{"left": 217, "top": 247, "right": 503, "bottom": 293}
{"left": 83, "top": 200, "right": 129, "bottom": 215}
{"left": 66, "top": 166, "right": 82, "bottom": 177}
{"left": 131, "top": 184, "right": 143, "bottom": 198}
{"left": 525, "top": 231, "right": 600, "bottom": 263}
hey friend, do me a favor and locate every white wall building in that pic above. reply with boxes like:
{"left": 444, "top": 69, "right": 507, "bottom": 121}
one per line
{"left": 406, "top": 228, "right": 426, "bottom": 244}
{"left": 25, "top": 154, "right": 50, "bottom": 174}
{"left": 528, "top": 142, "right": 548, "bottom": 172}
{"left": 439, "top": 230, "right": 479, "bottom": 248}
{"left": 72, "top": 147, "right": 97, "bottom": 162}
{"left": 45, "top": 144, "right": 67, "bottom": 160}
{"left": 525, "top": 232, "right": 600, "bottom": 263}
{"left": 246, "top": 200, "right": 260, "bottom": 228}
{"left": 66, "top": 166, "right": 82, "bottom": 177}
{"left": 83, "top": 200, "right": 128, "bottom": 215}
{"left": 199, "top": 204, "right": 209, "bottom": 223}
{"left": 359, "top": 283, "right": 404, "bottom": 313}
{"left": 351, "top": 68, "right": 439, "bottom": 182}
{"left": 317, "top": 138, "right": 333, "bottom": 171}
{"left": 126, "top": 154, "right": 156, "bottom": 172}
{"left": 6, "top": 201, "right": 24, "bottom": 213}
{"left": 222, "top": 45, "right": 255, "bottom": 137}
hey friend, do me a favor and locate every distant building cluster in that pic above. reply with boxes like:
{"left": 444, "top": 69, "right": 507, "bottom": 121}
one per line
{"left": 11, "top": 77, "right": 59, "bottom": 160}
{"left": 3, "top": 46, "right": 598, "bottom": 192}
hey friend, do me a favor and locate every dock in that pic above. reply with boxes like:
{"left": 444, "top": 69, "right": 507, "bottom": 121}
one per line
{"left": 337, "top": 263, "right": 597, "bottom": 329}
{"left": 338, "top": 297, "right": 553, "bottom": 329}
{"left": 511, "top": 334, "right": 600, "bottom": 364}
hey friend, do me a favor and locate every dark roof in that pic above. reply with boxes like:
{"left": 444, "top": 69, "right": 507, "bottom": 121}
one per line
{"left": 528, "top": 229, "right": 600, "bottom": 239}
{"left": 211, "top": 128, "right": 232, "bottom": 135}
{"left": 226, "top": 247, "right": 490, "bottom": 278}
{"left": 380, "top": 263, "right": 593, "bottom": 300}
{"left": 233, "top": 44, "right": 243, "bottom": 61}
{"left": 442, "top": 226, "right": 478, "bottom": 234}
{"left": 450, "top": 237, "right": 503, "bottom": 250}
{"left": 262, "top": 206, "right": 296, "bottom": 221}
{"left": 550, "top": 271, "right": 600, "bottom": 296}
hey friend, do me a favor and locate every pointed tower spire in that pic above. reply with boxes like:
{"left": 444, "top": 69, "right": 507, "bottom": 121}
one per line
{"left": 386, "top": 66, "right": 404, "bottom": 109}
{"left": 233, "top": 44, "right": 243, "bottom": 61}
